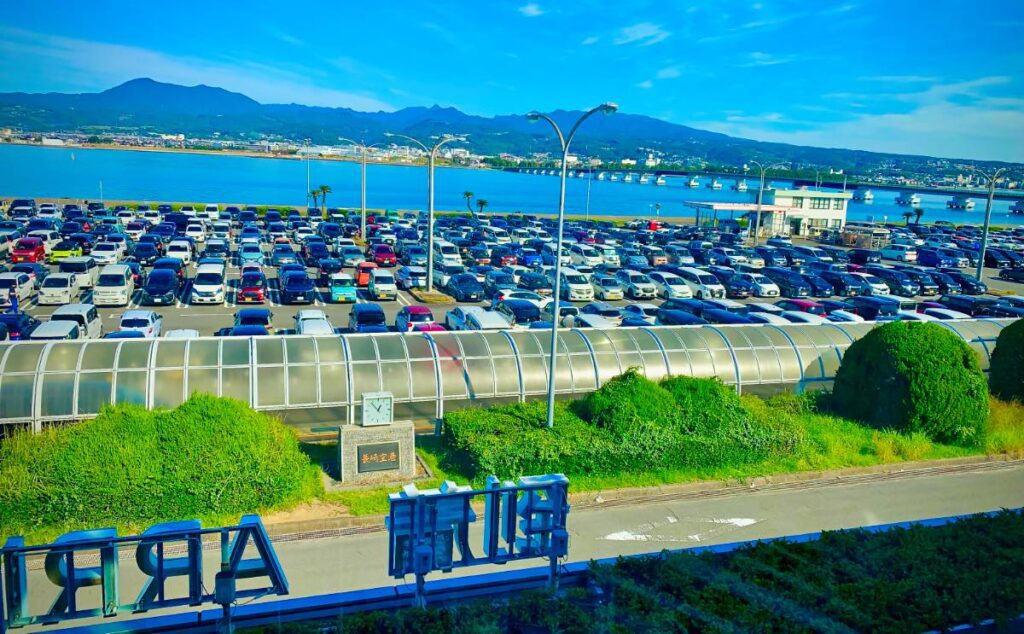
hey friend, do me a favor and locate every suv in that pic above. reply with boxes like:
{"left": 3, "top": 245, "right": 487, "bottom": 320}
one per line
{"left": 348, "top": 303, "right": 388, "bottom": 333}
{"left": 191, "top": 263, "right": 227, "bottom": 304}
{"left": 234, "top": 308, "right": 275, "bottom": 334}
{"left": 761, "top": 267, "right": 811, "bottom": 298}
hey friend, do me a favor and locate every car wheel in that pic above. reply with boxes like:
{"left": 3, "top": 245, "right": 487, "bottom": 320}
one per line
{"left": 696, "top": 291, "right": 704, "bottom": 300}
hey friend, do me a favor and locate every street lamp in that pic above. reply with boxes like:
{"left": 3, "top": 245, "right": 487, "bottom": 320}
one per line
{"left": 743, "top": 161, "right": 767, "bottom": 246}
{"left": 971, "top": 166, "right": 1007, "bottom": 281}
{"left": 303, "top": 138, "right": 311, "bottom": 206}
{"left": 338, "top": 137, "right": 380, "bottom": 239}
{"left": 384, "top": 132, "right": 466, "bottom": 291}
{"left": 527, "top": 102, "right": 618, "bottom": 429}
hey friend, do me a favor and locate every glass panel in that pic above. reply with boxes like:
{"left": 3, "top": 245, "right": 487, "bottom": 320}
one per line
{"left": 482, "top": 333, "right": 514, "bottom": 357}
{"left": 188, "top": 340, "right": 220, "bottom": 367}
{"left": 44, "top": 343, "right": 83, "bottom": 371}
{"left": 631, "top": 329, "right": 663, "bottom": 352}
{"left": 520, "top": 356, "right": 549, "bottom": 393}
{"left": 586, "top": 331, "right": 616, "bottom": 354}
{"left": 777, "top": 349, "right": 802, "bottom": 381}
{"left": 642, "top": 352, "right": 668, "bottom": 379}
{"left": 799, "top": 347, "right": 825, "bottom": 379}
{"left": 493, "top": 357, "right": 521, "bottom": 395}
{"left": 595, "top": 353, "right": 622, "bottom": 382}
{"left": 154, "top": 341, "right": 187, "bottom": 368}
{"left": 438, "top": 359, "right": 468, "bottom": 398}
{"left": 285, "top": 338, "right": 317, "bottom": 364}
{"left": 315, "top": 337, "right": 345, "bottom": 363}
{"left": 346, "top": 337, "right": 378, "bottom": 362}
{"left": 457, "top": 333, "right": 490, "bottom": 358}
{"left": 221, "top": 339, "right": 250, "bottom": 366}
{"left": 4, "top": 345, "right": 43, "bottom": 373}
{"left": 561, "top": 331, "right": 591, "bottom": 354}
{"left": 115, "top": 372, "right": 147, "bottom": 404}
{"left": 319, "top": 364, "right": 348, "bottom": 404}
{"left": 116, "top": 341, "right": 152, "bottom": 369}
{"left": 187, "top": 368, "right": 219, "bottom": 397}
{"left": 688, "top": 350, "right": 716, "bottom": 377}
{"left": 509, "top": 332, "right": 542, "bottom": 355}
{"left": 40, "top": 374, "right": 76, "bottom": 417}
{"left": 352, "top": 364, "right": 382, "bottom": 400}
{"left": 734, "top": 349, "right": 761, "bottom": 384}
{"left": 288, "top": 366, "right": 318, "bottom": 405}
{"left": 758, "top": 349, "right": 785, "bottom": 383}
{"left": 431, "top": 335, "right": 463, "bottom": 360}
{"left": 410, "top": 360, "right": 438, "bottom": 399}
{"left": 553, "top": 354, "right": 574, "bottom": 391}
{"left": 221, "top": 368, "right": 250, "bottom": 403}
{"left": 568, "top": 354, "right": 596, "bottom": 390}
{"left": 616, "top": 351, "right": 643, "bottom": 373}
{"left": 375, "top": 337, "right": 407, "bottom": 361}
{"left": 77, "top": 372, "right": 113, "bottom": 415}
{"left": 379, "top": 362, "right": 411, "bottom": 400}
{"left": 257, "top": 366, "right": 286, "bottom": 407}
{"left": 256, "top": 338, "right": 284, "bottom": 365}
{"left": 820, "top": 349, "right": 842, "bottom": 378}
{"left": 710, "top": 349, "right": 737, "bottom": 383}
{"left": 404, "top": 336, "right": 433, "bottom": 360}
{"left": 464, "top": 358, "right": 495, "bottom": 398}
{"left": 667, "top": 349, "right": 694, "bottom": 376}
{"left": 153, "top": 369, "right": 185, "bottom": 409}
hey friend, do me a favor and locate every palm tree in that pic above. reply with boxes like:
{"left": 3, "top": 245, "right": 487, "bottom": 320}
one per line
{"left": 476, "top": 199, "right": 489, "bottom": 214}
{"left": 902, "top": 210, "right": 914, "bottom": 225}
{"left": 318, "top": 184, "right": 332, "bottom": 212}
{"left": 463, "top": 191, "right": 474, "bottom": 212}
{"left": 913, "top": 208, "right": 924, "bottom": 224}
{"left": 309, "top": 189, "right": 320, "bottom": 210}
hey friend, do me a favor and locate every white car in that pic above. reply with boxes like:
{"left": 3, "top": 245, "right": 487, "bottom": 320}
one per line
{"left": 591, "top": 275, "right": 625, "bottom": 301}
{"left": 191, "top": 263, "right": 227, "bottom": 304}
{"left": 0, "top": 272, "right": 35, "bottom": 307}
{"left": 781, "top": 311, "right": 829, "bottom": 324}
{"left": 166, "top": 241, "right": 194, "bottom": 265}
{"left": 294, "top": 309, "right": 335, "bottom": 335}
{"left": 491, "top": 289, "right": 551, "bottom": 310}
{"left": 37, "top": 273, "right": 79, "bottom": 305}
{"left": 184, "top": 224, "right": 207, "bottom": 243}
{"left": 827, "top": 310, "right": 865, "bottom": 323}
{"left": 736, "top": 273, "right": 780, "bottom": 298}
{"left": 90, "top": 241, "right": 125, "bottom": 265}
{"left": 880, "top": 244, "right": 917, "bottom": 262}
{"left": 119, "top": 310, "right": 163, "bottom": 338}
{"left": 164, "top": 329, "right": 201, "bottom": 339}
{"left": 615, "top": 269, "right": 658, "bottom": 299}
{"left": 748, "top": 312, "right": 790, "bottom": 325}
{"left": 621, "top": 303, "right": 660, "bottom": 324}
{"left": 850, "top": 273, "right": 891, "bottom": 296}
{"left": 648, "top": 272, "right": 693, "bottom": 299}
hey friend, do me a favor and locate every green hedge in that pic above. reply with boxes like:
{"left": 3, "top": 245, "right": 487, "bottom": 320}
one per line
{"left": 0, "top": 395, "right": 322, "bottom": 540}
{"left": 254, "top": 510, "right": 1024, "bottom": 633}
{"left": 832, "top": 321, "right": 988, "bottom": 445}
{"left": 990, "top": 319, "right": 1024, "bottom": 403}
{"left": 444, "top": 372, "right": 802, "bottom": 480}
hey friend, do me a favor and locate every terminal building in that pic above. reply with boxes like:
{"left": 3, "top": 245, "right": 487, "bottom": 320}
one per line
{"left": 687, "top": 187, "right": 853, "bottom": 239}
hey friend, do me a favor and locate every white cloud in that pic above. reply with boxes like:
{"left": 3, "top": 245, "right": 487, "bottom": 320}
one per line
{"left": 518, "top": 3, "right": 544, "bottom": 17}
{"left": 656, "top": 66, "right": 681, "bottom": 80}
{"left": 581, "top": 35, "right": 600, "bottom": 45}
{"left": 861, "top": 75, "right": 939, "bottom": 83}
{"left": 0, "top": 26, "right": 394, "bottom": 111}
{"left": 725, "top": 112, "right": 785, "bottom": 123}
{"left": 615, "top": 23, "right": 671, "bottom": 46}
{"left": 636, "top": 79, "right": 654, "bottom": 89}
{"left": 738, "top": 51, "right": 796, "bottom": 67}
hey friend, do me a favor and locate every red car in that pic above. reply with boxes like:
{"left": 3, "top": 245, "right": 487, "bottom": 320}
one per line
{"left": 775, "top": 299, "right": 826, "bottom": 315}
{"left": 11, "top": 237, "right": 46, "bottom": 263}
{"left": 371, "top": 244, "right": 397, "bottom": 267}
{"left": 238, "top": 270, "right": 268, "bottom": 303}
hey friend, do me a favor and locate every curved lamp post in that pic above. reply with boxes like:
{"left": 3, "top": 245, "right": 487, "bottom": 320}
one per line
{"left": 972, "top": 166, "right": 1007, "bottom": 281}
{"left": 384, "top": 132, "right": 466, "bottom": 291}
{"left": 337, "top": 137, "right": 380, "bottom": 239}
{"left": 527, "top": 102, "right": 618, "bottom": 428}
{"left": 743, "top": 160, "right": 766, "bottom": 246}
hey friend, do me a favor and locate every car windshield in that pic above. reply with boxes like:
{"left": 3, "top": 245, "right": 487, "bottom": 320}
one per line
{"left": 121, "top": 318, "right": 152, "bottom": 328}
{"left": 195, "top": 272, "right": 223, "bottom": 285}
{"left": 93, "top": 243, "right": 116, "bottom": 251}
{"left": 60, "top": 262, "right": 88, "bottom": 272}
{"left": 665, "top": 278, "right": 686, "bottom": 286}
{"left": 750, "top": 275, "right": 771, "bottom": 284}
{"left": 97, "top": 274, "right": 125, "bottom": 286}
{"left": 239, "top": 317, "right": 270, "bottom": 326}
{"left": 697, "top": 274, "right": 719, "bottom": 284}
{"left": 409, "top": 312, "right": 432, "bottom": 322}
{"left": 862, "top": 275, "right": 883, "bottom": 284}
{"left": 42, "top": 277, "right": 70, "bottom": 288}
{"left": 358, "top": 311, "right": 386, "bottom": 325}
{"left": 640, "top": 307, "right": 659, "bottom": 316}
{"left": 598, "top": 279, "right": 618, "bottom": 287}
{"left": 565, "top": 274, "right": 587, "bottom": 284}
{"left": 493, "top": 274, "right": 514, "bottom": 285}
{"left": 375, "top": 275, "right": 395, "bottom": 285}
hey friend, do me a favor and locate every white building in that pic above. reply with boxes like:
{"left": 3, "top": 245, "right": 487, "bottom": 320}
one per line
{"left": 685, "top": 187, "right": 852, "bottom": 238}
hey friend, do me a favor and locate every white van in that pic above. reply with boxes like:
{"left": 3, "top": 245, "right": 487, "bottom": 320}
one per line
{"left": 559, "top": 268, "right": 594, "bottom": 302}
{"left": 597, "top": 244, "right": 621, "bottom": 268}
{"left": 49, "top": 303, "right": 103, "bottom": 338}
{"left": 191, "top": 263, "right": 226, "bottom": 304}
{"left": 433, "top": 240, "right": 462, "bottom": 266}
{"left": 880, "top": 244, "right": 918, "bottom": 262}
{"left": 30, "top": 320, "right": 81, "bottom": 341}
{"left": 37, "top": 273, "right": 78, "bottom": 305}
{"left": 59, "top": 257, "right": 99, "bottom": 289}
{"left": 445, "top": 306, "right": 511, "bottom": 331}
{"left": 93, "top": 264, "right": 135, "bottom": 307}
{"left": 368, "top": 268, "right": 398, "bottom": 301}
{"left": 484, "top": 227, "right": 511, "bottom": 245}
{"left": 674, "top": 266, "right": 727, "bottom": 299}
{"left": 569, "top": 244, "right": 604, "bottom": 268}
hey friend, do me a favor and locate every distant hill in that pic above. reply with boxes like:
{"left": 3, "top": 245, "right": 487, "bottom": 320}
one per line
{"left": 0, "top": 78, "right": 1014, "bottom": 172}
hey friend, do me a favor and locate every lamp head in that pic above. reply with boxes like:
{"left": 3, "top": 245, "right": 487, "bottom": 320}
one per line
{"left": 599, "top": 102, "right": 619, "bottom": 115}
{"left": 743, "top": 163, "right": 749, "bottom": 171}
{"left": 526, "top": 112, "right": 541, "bottom": 122}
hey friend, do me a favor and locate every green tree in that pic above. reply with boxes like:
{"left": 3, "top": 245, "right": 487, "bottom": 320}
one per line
{"left": 913, "top": 208, "right": 924, "bottom": 224}
{"left": 989, "top": 320, "right": 1024, "bottom": 402}
{"left": 902, "top": 210, "right": 914, "bottom": 225}
{"left": 463, "top": 191, "right": 474, "bottom": 212}
{"left": 309, "top": 189, "right": 320, "bottom": 210}
{"left": 476, "top": 198, "right": 489, "bottom": 214}
{"left": 318, "top": 184, "right": 332, "bottom": 211}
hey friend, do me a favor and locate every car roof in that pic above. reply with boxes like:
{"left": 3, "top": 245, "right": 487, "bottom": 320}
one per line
{"left": 237, "top": 308, "right": 272, "bottom": 318}
{"left": 296, "top": 309, "right": 328, "bottom": 320}
{"left": 32, "top": 320, "right": 79, "bottom": 336}
{"left": 404, "top": 305, "right": 432, "bottom": 315}
{"left": 121, "top": 310, "right": 157, "bottom": 320}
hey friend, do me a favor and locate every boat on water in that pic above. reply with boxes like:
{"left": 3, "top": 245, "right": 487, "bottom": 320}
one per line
{"left": 1009, "top": 200, "right": 1024, "bottom": 214}
{"left": 654, "top": 176, "right": 667, "bottom": 186}
{"left": 947, "top": 195, "right": 976, "bottom": 210}
{"left": 610, "top": 173, "right": 620, "bottom": 182}
{"left": 852, "top": 189, "right": 874, "bottom": 202}
{"left": 596, "top": 172, "right": 607, "bottom": 181}
{"left": 707, "top": 178, "right": 723, "bottom": 190}
{"left": 732, "top": 179, "right": 748, "bottom": 192}
{"left": 895, "top": 191, "right": 921, "bottom": 206}
{"left": 638, "top": 174, "right": 651, "bottom": 184}
{"left": 687, "top": 176, "right": 700, "bottom": 188}
{"left": 623, "top": 173, "right": 634, "bottom": 183}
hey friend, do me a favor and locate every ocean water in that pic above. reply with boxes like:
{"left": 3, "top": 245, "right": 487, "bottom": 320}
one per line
{"left": 0, "top": 144, "right": 1020, "bottom": 225}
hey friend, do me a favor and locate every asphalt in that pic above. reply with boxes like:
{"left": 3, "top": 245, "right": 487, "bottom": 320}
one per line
{"left": 13, "top": 461, "right": 1024, "bottom": 628}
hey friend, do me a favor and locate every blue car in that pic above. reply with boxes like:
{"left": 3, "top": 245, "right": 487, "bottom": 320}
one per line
{"left": 349, "top": 303, "right": 388, "bottom": 333}
{"left": 239, "top": 243, "right": 265, "bottom": 266}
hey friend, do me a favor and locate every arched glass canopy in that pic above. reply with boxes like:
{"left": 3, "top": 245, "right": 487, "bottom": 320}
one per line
{"left": 0, "top": 319, "right": 1012, "bottom": 431}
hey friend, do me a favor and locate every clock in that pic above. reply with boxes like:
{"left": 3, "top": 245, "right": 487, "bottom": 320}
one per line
{"left": 361, "top": 391, "right": 394, "bottom": 427}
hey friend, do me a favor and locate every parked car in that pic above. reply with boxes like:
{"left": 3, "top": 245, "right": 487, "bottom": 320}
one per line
{"left": 348, "top": 303, "right": 389, "bottom": 333}
{"left": 119, "top": 310, "right": 163, "bottom": 338}
{"left": 234, "top": 308, "right": 275, "bottom": 334}
{"left": 280, "top": 271, "right": 316, "bottom": 304}
{"left": 395, "top": 306, "right": 435, "bottom": 331}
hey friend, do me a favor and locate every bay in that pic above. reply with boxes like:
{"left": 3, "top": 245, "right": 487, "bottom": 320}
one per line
{"left": 0, "top": 144, "right": 1019, "bottom": 225}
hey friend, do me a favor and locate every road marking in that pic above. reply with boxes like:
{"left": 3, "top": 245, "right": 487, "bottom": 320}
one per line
{"left": 601, "top": 516, "right": 760, "bottom": 543}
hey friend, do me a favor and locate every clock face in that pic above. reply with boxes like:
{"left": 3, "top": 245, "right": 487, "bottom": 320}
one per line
{"left": 362, "top": 391, "right": 394, "bottom": 426}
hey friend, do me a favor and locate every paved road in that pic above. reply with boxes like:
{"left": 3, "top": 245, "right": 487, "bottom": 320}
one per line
{"left": 17, "top": 462, "right": 1024, "bottom": 627}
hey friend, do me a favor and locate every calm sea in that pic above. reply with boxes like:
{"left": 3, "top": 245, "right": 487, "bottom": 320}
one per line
{"left": 0, "top": 144, "right": 1019, "bottom": 225}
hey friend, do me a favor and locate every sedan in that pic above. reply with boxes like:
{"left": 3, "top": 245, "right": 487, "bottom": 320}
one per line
{"left": 119, "top": 310, "right": 163, "bottom": 338}
{"left": 621, "top": 303, "right": 660, "bottom": 324}
{"left": 648, "top": 271, "right": 693, "bottom": 299}
{"left": 736, "top": 272, "right": 780, "bottom": 298}
{"left": 446, "top": 273, "right": 484, "bottom": 302}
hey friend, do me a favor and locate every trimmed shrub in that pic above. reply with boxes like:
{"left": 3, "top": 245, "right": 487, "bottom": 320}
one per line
{"left": 832, "top": 321, "right": 988, "bottom": 445}
{"left": 0, "top": 394, "right": 322, "bottom": 540}
{"left": 571, "top": 369, "right": 680, "bottom": 436}
{"left": 989, "top": 319, "right": 1024, "bottom": 402}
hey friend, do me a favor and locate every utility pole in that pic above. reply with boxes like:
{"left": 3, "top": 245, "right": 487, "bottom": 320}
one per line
{"left": 338, "top": 138, "right": 380, "bottom": 239}
{"left": 972, "top": 166, "right": 1007, "bottom": 281}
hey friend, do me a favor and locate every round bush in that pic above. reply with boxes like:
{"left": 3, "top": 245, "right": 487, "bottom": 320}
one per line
{"left": 570, "top": 369, "right": 680, "bottom": 437}
{"left": 989, "top": 320, "right": 1024, "bottom": 402}
{"left": 832, "top": 321, "right": 988, "bottom": 444}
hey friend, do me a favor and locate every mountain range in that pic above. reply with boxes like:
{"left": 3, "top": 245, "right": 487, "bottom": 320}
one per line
{"left": 0, "top": 78, "right": 1011, "bottom": 172}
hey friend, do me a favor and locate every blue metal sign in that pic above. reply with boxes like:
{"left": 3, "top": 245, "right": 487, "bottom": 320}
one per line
{"left": 0, "top": 515, "right": 287, "bottom": 632}
{"left": 386, "top": 474, "right": 570, "bottom": 606}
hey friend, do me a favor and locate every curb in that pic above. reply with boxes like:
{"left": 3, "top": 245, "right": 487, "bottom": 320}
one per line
{"left": 261, "top": 453, "right": 1022, "bottom": 540}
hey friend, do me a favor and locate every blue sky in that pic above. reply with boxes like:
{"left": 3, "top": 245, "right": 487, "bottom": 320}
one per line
{"left": 1, "top": 1, "right": 1022, "bottom": 161}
